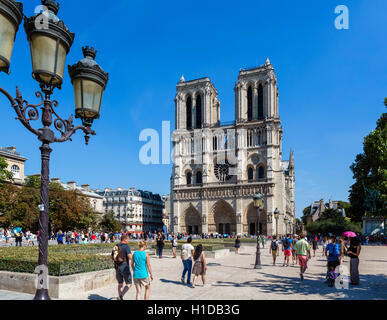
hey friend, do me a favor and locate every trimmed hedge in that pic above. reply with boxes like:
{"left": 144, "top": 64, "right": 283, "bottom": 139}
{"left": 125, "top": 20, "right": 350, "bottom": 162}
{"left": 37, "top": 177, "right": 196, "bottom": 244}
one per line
{"left": 0, "top": 247, "right": 112, "bottom": 276}
{"left": 0, "top": 241, "right": 228, "bottom": 276}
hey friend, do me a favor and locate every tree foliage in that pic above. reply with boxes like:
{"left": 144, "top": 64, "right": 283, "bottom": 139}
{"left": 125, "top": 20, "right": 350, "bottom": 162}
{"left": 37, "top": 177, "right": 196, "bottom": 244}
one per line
{"left": 0, "top": 176, "right": 98, "bottom": 232}
{"left": 0, "top": 156, "right": 13, "bottom": 185}
{"left": 348, "top": 100, "right": 387, "bottom": 221}
{"left": 305, "top": 209, "right": 362, "bottom": 236}
{"left": 99, "top": 211, "right": 122, "bottom": 232}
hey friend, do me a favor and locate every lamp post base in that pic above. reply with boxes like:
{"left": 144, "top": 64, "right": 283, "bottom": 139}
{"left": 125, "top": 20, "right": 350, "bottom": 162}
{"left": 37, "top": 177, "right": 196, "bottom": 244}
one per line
{"left": 33, "top": 289, "right": 51, "bottom": 300}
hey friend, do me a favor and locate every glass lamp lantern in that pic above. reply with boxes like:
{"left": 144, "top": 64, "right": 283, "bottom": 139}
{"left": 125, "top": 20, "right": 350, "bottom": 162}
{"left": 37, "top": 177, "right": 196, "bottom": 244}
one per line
{"left": 24, "top": 0, "right": 74, "bottom": 90}
{"left": 0, "top": 0, "right": 23, "bottom": 74}
{"left": 274, "top": 208, "right": 279, "bottom": 220}
{"left": 253, "top": 192, "right": 264, "bottom": 210}
{"left": 68, "top": 46, "right": 109, "bottom": 126}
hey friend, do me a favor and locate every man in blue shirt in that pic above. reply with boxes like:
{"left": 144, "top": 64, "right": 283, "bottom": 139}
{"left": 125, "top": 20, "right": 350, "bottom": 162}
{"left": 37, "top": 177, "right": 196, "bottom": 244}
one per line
{"left": 282, "top": 234, "right": 293, "bottom": 267}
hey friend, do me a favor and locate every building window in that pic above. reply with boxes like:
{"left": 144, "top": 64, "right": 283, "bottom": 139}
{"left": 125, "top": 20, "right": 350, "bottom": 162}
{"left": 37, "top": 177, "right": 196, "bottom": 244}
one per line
{"left": 248, "top": 167, "right": 253, "bottom": 181}
{"left": 196, "top": 171, "right": 202, "bottom": 184}
{"left": 195, "top": 94, "right": 202, "bottom": 129}
{"left": 186, "top": 96, "right": 192, "bottom": 130}
{"left": 258, "top": 166, "right": 265, "bottom": 179}
{"left": 247, "top": 85, "right": 253, "bottom": 121}
{"left": 258, "top": 84, "right": 263, "bottom": 119}
{"left": 11, "top": 165, "right": 20, "bottom": 179}
{"left": 186, "top": 172, "right": 192, "bottom": 185}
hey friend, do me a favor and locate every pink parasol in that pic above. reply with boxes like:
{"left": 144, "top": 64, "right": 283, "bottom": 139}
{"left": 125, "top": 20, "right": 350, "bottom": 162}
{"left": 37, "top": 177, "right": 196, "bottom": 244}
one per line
{"left": 342, "top": 231, "right": 357, "bottom": 238}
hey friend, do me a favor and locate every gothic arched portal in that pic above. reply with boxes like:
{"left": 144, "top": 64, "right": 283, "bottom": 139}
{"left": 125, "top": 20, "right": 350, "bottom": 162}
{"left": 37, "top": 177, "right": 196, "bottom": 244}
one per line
{"left": 208, "top": 200, "right": 236, "bottom": 234}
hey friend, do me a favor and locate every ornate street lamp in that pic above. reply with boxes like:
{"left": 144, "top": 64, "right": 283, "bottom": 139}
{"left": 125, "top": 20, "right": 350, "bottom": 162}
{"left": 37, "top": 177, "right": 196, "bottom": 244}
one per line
{"left": 284, "top": 216, "right": 289, "bottom": 235}
{"left": 0, "top": 0, "right": 108, "bottom": 300}
{"left": 274, "top": 208, "right": 279, "bottom": 237}
{"left": 253, "top": 192, "right": 264, "bottom": 269}
{"left": 0, "top": 0, "right": 23, "bottom": 74}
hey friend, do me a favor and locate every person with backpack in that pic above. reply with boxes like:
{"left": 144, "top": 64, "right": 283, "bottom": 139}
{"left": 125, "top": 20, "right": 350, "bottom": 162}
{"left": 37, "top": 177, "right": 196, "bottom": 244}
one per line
{"left": 111, "top": 234, "right": 133, "bottom": 300}
{"left": 325, "top": 236, "right": 342, "bottom": 287}
{"left": 294, "top": 233, "right": 311, "bottom": 281}
{"left": 282, "top": 234, "right": 293, "bottom": 267}
{"left": 171, "top": 235, "right": 178, "bottom": 258}
{"left": 181, "top": 237, "right": 195, "bottom": 287}
{"left": 269, "top": 236, "right": 280, "bottom": 265}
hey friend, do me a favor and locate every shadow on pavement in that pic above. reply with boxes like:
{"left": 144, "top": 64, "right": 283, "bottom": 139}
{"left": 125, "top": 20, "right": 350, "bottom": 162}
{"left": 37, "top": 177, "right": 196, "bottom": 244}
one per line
{"left": 88, "top": 294, "right": 114, "bottom": 300}
{"left": 159, "top": 278, "right": 187, "bottom": 286}
{"left": 211, "top": 272, "right": 387, "bottom": 300}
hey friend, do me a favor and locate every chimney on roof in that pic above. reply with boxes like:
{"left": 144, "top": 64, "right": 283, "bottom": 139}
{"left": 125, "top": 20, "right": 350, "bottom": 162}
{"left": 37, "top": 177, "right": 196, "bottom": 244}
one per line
{"left": 6, "top": 146, "right": 16, "bottom": 152}
{"left": 67, "top": 181, "right": 76, "bottom": 189}
{"left": 51, "top": 178, "right": 61, "bottom": 183}
{"left": 81, "top": 184, "right": 90, "bottom": 192}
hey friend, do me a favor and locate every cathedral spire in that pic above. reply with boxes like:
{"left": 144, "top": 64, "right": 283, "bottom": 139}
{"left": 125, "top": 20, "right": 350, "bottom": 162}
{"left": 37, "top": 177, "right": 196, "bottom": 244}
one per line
{"left": 180, "top": 75, "right": 185, "bottom": 82}
{"left": 265, "top": 57, "right": 271, "bottom": 65}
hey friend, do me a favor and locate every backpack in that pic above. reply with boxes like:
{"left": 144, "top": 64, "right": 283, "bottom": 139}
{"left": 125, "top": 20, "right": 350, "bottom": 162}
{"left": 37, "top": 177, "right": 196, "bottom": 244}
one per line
{"left": 111, "top": 244, "right": 125, "bottom": 267}
{"left": 181, "top": 246, "right": 189, "bottom": 261}
{"left": 328, "top": 244, "right": 340, "bottom": 258}
{"left": 271, "top": 241, "right": 278, "bottom": 251}
{"left": 284, "top": 238, "right": 290, "bottom": 248}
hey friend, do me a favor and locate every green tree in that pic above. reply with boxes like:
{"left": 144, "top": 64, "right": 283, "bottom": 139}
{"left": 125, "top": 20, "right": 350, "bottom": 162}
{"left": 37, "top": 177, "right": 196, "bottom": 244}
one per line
{"left": 99, "top": 211, "right": 122, "bottom": 232}
{"left": 0, "top": 156, "right": 13, "bottom": 185}
{"left": 348, "top": 100, "right": 387, "bottom": 221}
{"left": 306, "top": 209, "right": 362, "bottom": 235}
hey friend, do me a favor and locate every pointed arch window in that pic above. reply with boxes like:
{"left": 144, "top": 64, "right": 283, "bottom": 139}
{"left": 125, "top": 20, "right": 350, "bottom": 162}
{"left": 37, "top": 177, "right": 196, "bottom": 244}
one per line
{"left": 258, "top": 84, "right": 264, "bottom": 119}
{"left": 186, "top": 96, "right": 192, "bottom": 130}
{"left": 258, "top": 166, "right": 265, "bottom": 179}
{"left": 186, "top": 172, "right": 192, "bottom": 185}
{"left": 196, "top": 171, "right": 202, "bottom": 184}
{"left": 247, "top": 85, "right": 253, "bottom": 121}
{"left": 248, "top": 167, "right": 253, "bottom": 181}
{"left": 195, "top": 94, "right": 202, "bottom": 129}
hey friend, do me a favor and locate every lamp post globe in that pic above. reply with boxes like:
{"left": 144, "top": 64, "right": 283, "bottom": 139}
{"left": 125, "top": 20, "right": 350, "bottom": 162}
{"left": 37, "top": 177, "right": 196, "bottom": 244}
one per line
{"left": 253, "top": 192, "right": 264, "bottom": 269}
{"left": 284, "top": 216, "right": 289, "bottom": 235}
{"left": 274, "top": 208, "right": 279, "bottom": 237}
{"left": 0, "top": 0, "right": 23, "bottom": 74}
{"left": 24, "top": 0, "right": 74, "bottom": 91}
{"left": 68, "top": 46, "right": 109, "bottom": 134}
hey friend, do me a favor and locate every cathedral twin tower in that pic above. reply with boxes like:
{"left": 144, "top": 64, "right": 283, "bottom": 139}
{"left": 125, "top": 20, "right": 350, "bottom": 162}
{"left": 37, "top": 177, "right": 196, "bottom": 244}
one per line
{"left": 170, "top": 58, "right": 295, "bottom": 237}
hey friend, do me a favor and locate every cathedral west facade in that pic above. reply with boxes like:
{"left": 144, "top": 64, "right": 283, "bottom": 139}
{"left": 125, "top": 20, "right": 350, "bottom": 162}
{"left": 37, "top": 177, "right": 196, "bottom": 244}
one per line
{"left": 170, "top": 59, "right": 295, "bottom": 237}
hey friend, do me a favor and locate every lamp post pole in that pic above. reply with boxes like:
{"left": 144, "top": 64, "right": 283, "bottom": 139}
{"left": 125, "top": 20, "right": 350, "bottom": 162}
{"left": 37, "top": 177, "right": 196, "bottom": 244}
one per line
{"left": 0, "top": 0, "right": 109, "bottom": 300}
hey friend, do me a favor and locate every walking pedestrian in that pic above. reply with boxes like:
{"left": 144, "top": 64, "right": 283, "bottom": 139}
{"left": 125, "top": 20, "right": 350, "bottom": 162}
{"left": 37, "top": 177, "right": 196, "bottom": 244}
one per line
{"left": 347, "top": 237, "right": 361, "bottom": 285}
{"left": 294, "top": 233, "right": 311, "bottom": 281}
{"left": 292, "top": 235, "right": 299, "bottom": 265}
{"left": 132, "top": 241, "right": 153, "bottom": 300}
{"left": 111, "top": 234, "right": 133, "bottom": 300}
{"left": 155, "top": 232, "right": 164, "bottom": 258}
{"left": 322, "top": 236, "right": 328, "bottom": 256}
{"left": 234, "top": 235, "right": 241, "bottom": 254}
{"left": 261, "top": 235, "right": 266, "bottom": 249}
{"left": 269, "top": 236, "right": 280, "bottom": 265}
{"left": 282, "top": 234, "right": 293, "bottom": 267}
{"left": 181, "top": 237, "right": 195, "bottom": 286}
{"left": 171, "top": 235, "right": 178, "bottom": 258}
{"left": 191, "top": 244, "right": 207, "bottom": 288}
{"left": 15, "top": 230, "right": 23, "bottom": 247}
{"left": 312, "top": 236, "right": 318, "bottom": 257}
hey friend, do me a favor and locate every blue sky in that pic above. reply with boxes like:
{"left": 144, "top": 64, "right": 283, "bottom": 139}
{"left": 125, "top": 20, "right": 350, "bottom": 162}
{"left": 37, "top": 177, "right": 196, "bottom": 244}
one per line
{"left": 0, "top": 0, "right": 386, "bottom": 218}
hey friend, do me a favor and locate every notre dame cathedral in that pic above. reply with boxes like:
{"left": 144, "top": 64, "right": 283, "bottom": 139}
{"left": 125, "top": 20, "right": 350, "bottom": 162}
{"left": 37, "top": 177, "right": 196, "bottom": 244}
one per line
{"left": 170, "top": 58, "right": 295, "bottom": 236}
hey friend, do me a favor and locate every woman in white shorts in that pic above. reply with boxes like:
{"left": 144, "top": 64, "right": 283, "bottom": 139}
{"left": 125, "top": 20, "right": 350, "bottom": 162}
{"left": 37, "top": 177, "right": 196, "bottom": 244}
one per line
{"left": 132, "top": 241, "right": 153, "bottom": 300}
